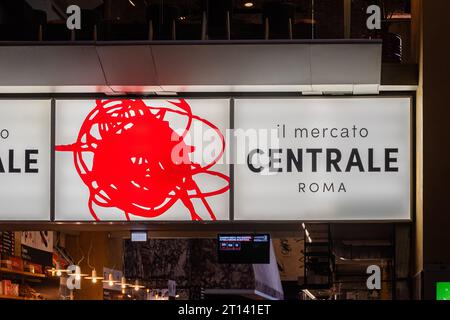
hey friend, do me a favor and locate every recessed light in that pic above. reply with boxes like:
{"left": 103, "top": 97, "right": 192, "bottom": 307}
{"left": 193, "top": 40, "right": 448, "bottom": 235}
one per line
{"left": 244, "top": 2, "right": 254, "bottom": 8}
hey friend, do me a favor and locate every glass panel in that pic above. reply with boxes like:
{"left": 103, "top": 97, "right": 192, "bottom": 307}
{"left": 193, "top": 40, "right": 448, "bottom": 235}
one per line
{"left": 314, "top": 0, "right": 344, "bottom": 39}
{"left": 0, "top": 0, "right": 412, "bottom": 51}
{"left": 351, "top": 0, "right": 412, "bottom": 63}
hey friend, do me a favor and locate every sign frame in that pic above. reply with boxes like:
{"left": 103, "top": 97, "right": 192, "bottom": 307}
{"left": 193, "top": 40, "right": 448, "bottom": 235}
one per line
{"left": 0, "top": 97, "right": 53, "bottom": 222}
{"left": 231, "top": 95, "right": 414, "bottom": 223}
{"left": 0, "top": 95, "right": 414, "bottom": 223}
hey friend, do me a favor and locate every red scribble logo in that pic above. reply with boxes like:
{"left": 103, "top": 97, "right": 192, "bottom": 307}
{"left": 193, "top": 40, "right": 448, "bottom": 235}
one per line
{"left": 56, "top": 99, "right": 229, "bottom": 221}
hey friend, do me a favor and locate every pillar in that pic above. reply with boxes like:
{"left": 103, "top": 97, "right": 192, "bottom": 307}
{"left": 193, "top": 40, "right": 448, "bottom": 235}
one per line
{"left": 415, "top": 0, "right": 450, "bottom": 300}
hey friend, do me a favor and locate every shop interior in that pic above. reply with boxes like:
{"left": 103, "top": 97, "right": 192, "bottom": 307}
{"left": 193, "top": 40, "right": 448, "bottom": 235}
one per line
{"left": 0, "top": 223, "right": 411, "bottom": 300}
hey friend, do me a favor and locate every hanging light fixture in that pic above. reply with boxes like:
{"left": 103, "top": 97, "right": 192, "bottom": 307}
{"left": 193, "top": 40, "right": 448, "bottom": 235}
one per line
{"left": 83, "top": 240, "right": 103, "bottom": 283}
{"left": 75, "top": 271, "right": 82, "bottom": 281}
{"left": 118, "top": 276, "right": 132, "bottom": 294}
{"left": 118, "top": 276, "right": 132, "bottom": 289}
{"left": 120, "top": 276, "right": 128, "bottom": 289}
{"left": 84, "top": 269, "right": 104, "bottom": 283}
{"left": 133, "top": 279, "right": 145, "bottom": 292}
{"left": 48, "top": 262, "right": 70, "bottom": 277}
{"left": 48, "top": 267, "right": 69, "bottom": 277}
{"left": 102, "top": 273, "right": 118, "bottom": 287}
{"left": 69, "top": 267, "right": 88, "bottom": 281}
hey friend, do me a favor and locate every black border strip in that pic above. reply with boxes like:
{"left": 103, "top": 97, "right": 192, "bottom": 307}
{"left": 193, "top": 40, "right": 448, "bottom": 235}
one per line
{"left": 229, "top": 98, "right": 235, "bottom": 221}
{"left": 0, "top": 39, "right": 382, "bottom": 47}
{"left": 50, "top": 98, "right": 56, "bottom": 221}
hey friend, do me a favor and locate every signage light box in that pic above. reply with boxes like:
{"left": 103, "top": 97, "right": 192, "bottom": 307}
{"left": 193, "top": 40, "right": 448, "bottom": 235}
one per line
{"left": 54, "top": 99, "right": 230, "bottom": 221}
{"left": 233, "top": 97, "right": 411, "bottom": 221}
{"left": 0, "top": 100, "right": 51, "bottom": 221}
{"left": 0, "top": 97, "right": 412, "bottom": 223}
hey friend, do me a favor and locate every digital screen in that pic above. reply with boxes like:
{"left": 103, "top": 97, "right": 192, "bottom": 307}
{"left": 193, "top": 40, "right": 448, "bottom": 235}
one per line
{"left": 436, "top": 282, "right": 450, "bottom": 300}
{"left": 217, "top": 234, "right": 270, "bottom": 264}
{"left": 131, "top": 231, "right": 148, "bottom": 242}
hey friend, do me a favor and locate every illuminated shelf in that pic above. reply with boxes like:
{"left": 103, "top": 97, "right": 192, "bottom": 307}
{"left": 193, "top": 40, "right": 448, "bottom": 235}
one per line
{"left": 0, "top": 294, "right": 33, "bottom": 300}
{"left": 0, "top": 267, "right": 46, "bottom": 278}
{"left": 0, "top": 294, "right": 42, "bottom": 300}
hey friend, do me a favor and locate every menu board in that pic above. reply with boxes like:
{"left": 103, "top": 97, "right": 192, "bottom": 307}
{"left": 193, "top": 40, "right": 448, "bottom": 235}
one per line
{"left": 0, "top": 231, "right": 16, "bottom": 257}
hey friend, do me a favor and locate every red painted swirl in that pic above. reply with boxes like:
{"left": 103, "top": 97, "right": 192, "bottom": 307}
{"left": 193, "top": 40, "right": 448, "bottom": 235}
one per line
{"left": 56, "top": 99, "right": 229, "bottom": 221}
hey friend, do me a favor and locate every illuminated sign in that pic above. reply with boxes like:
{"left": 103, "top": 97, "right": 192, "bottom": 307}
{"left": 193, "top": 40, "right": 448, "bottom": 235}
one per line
{"left": 233, "top": 98, "right": 411, "bottom": 221}
{"left": 55, "top": 99, "right": 230, "bottom": 221}
{"left": 0, "top": 100, "right": 51, "bottom": 220}
{"left": 437, "top": 282, "right": 450, "bottom": 300}
{"left": 131, "top": 231, "right": 148, "bottom": 242}
{"left": 0, "top": 97, "right": 411, "bottom": 222}
{"left": 217, "top": 234, "right": 271, "bottom": 264}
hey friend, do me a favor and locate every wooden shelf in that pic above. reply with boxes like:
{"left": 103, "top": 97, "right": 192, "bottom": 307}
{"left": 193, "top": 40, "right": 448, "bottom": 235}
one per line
{"left": 0, "top": 267, "right": 46, "bottom": 279}
{"left": 0, "top": 294, "right": 43, "bottom": 300}
{"left": 0, "top": 294, "right": 30, "bottom": 300}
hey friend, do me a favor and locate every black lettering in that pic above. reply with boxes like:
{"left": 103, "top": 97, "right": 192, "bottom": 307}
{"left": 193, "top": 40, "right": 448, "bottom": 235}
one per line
{"left": 247, "top": 149, "right": 264, "bottom": 173}
{"left": 326, "top": 149, "right": 342, "bottom": 172}
{"left": 360, "top": 128, "right": 369, "bottom": 138}
{"left": 25, "top": 149, "right": 39, "bottom": 173}
{"left": 269, "top": 149, "right": 283, "bottom": 173}
{"left": 287, "top": 149, "right": 302, "bottom": 172}
{"left": 352, "top": 125, "right": 358, "bottom": 138}
{"left": 0, "top": 129, "right": 9, "bottom": 139}
{"left": 341, "top": 128, "right": 349, "bottom": 138}
{"left": 345, "top": 149, "right": 365, "bottom": 172}
{"left": 310, "top": 183, "right": 319, "bottom": 193}
{"left": 368, "top": 148, "right": 381, "bottom": 172}
{"left": 311, "top": 128, "right": 320, "bottom": 138}
{"left": 306, "top": 149, "right": 322, "bottom": 172}
{"left": 8, "top": 149, "right": 21, "bottom": 173}
{"left": 299, "top": 183, "right": 306, "bottom": 193}
{"left": 294, "top": 128, "right": 308, "bottom": 138}
{"left": 385, "top": 148, "right": 399, "bottom": 172}
{"left": 330, "top": 128, "right": 338, "bottom": 138}
{"left": 338, "top": 183, "right": 347, "bottom": 192}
